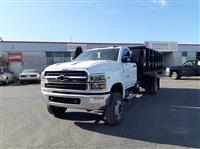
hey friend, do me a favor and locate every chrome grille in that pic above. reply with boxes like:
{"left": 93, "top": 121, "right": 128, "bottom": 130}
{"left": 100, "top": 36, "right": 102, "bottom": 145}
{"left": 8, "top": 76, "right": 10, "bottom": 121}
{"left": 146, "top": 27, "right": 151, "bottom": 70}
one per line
{"left": 44, "top": 71, "right": 88, "bottom": 90}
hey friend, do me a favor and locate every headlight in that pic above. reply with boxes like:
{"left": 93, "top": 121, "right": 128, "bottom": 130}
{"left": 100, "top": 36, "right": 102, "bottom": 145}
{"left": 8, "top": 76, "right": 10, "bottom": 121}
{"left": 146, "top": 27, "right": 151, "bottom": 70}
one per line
{"left": 89, "top": 74, "right": 106, "bottom": 90}
{"left": 89, "top": 74, "right": 106, "bottom": 82}
{"left": 41, "top": 78, "right": 48, "bottom": 90}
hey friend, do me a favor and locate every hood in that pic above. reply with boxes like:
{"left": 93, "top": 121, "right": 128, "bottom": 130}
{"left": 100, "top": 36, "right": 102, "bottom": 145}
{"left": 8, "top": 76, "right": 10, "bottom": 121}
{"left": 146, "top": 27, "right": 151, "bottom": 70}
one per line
{"left": 44, "top": 60, "right": 121, "bottom": 73}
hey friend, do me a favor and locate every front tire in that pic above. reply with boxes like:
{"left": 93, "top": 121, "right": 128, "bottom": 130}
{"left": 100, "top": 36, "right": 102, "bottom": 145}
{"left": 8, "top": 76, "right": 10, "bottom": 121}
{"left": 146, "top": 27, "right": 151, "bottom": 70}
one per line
{"left": 3, "top": 78, "right": 9, "bottom": 85}
{"left": 47, "top": 105, "right": 66, "bottom": 117}
{"left": 105, "top": 92, "right": 124, "bottom": 125}
{"left": 171, "top": 71, "right": 179, "bottom": 80}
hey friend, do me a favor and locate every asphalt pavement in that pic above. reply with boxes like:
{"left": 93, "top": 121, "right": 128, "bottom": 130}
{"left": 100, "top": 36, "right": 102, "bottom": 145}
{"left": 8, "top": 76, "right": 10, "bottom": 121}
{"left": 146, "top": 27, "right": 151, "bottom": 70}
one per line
{"left": 0, "top": 77, "right": 200, "bottom": 149}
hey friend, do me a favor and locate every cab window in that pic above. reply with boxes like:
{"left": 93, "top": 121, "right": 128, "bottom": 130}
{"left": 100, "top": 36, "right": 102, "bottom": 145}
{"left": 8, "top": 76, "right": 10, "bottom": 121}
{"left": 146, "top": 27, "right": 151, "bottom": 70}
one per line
{"left": 182, "top": 61, "right": 195, "bottom": 67}
{"left": 122, "top": 49, "right": 130, "bottom": 57}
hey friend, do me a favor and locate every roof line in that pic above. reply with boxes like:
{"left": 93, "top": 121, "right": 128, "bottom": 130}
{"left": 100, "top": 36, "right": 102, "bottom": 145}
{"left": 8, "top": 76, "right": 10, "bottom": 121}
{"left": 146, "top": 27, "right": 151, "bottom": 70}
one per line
{"left": 0, "top": 40, "right": 144, "bottom": 45}
{"left": 1, "top": 40, "right": 199, "bottom": 46}
{"left": 178, "top": 44, "right": 200, "bottom": 46}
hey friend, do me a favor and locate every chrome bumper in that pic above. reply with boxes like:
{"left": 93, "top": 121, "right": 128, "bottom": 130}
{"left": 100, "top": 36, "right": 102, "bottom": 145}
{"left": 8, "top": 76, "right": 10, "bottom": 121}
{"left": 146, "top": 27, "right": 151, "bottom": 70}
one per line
{"left": 41, "top": 90, "right": 110, "bottom": 110}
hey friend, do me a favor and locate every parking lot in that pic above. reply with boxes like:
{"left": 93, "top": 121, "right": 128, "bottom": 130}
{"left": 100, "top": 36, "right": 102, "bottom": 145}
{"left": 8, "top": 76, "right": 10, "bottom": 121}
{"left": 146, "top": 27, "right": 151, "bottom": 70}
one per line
{"left": 1, "top": 77, "right": 200, "bottom": 149}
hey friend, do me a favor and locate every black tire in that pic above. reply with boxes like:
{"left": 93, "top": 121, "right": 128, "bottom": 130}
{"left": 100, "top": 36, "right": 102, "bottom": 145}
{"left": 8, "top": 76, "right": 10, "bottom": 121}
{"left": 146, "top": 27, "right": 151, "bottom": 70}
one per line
{"left": 171, "top": 71, "right": 179, "bottom": 80}
{"left": 47, "top": 105, "right": 66, "bottom": 117}
{"left": 4, "top": 78, "right": 9, "bottom": 85}
{"left": 20, "top": 81, "right": 24, "bottom": 84}
{"left": 105, "top": 92, "right": 124, "bottom": 125}
{"left": 148, "top": 78, "right": 158, "bottom": 95}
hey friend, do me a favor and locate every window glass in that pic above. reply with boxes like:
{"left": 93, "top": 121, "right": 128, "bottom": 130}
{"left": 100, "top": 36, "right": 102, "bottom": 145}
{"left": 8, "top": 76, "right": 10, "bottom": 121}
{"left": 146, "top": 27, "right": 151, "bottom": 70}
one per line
{"left": 46, "top": 52, "right": 72, "bottom": 66}
{"left": 182, "top": 52, "right": 187, "bottom": 57}
{"left": 23, "top": 69, "right": 37, "bottom": 73}
{"left": 183, "top": 61, "right": 193, "bottom": 67}
{"left": 123, "top": 49, "right": 130, "bottom": 57}
{"left": 75, "top": 49, "right": 119, "bottom": 61}
{"left": 196, "top": 52, "right": 200, "bottom": 60}
{"left": 54, "top": 52, "right": 63, "bottom": 57}
{"left": 46, "top": 57, "right": 54, "bottom": 66}
{"left": 64, "top": 52, "right": 71, "bottom": 57}
{"left": 46, "top": 52, "right": 54, "bottom": 57}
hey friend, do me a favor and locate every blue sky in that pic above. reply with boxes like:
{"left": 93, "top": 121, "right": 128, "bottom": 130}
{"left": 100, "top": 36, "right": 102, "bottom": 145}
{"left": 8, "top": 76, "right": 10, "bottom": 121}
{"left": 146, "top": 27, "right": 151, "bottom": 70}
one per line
{"left": 0, "top": 0, "right": 199, "bottom": 43}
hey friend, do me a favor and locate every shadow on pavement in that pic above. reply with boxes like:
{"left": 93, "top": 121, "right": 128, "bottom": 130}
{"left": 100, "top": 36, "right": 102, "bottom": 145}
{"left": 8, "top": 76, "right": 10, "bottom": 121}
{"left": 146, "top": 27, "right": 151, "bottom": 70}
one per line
{"left": 58, "top": 111, "right": 103, "bottom": 121}
{"left": 1, "top": 81, "right": 41, "bottom": 86}
{"left": 62, "top": 88, "right": 200, "bottom": 148}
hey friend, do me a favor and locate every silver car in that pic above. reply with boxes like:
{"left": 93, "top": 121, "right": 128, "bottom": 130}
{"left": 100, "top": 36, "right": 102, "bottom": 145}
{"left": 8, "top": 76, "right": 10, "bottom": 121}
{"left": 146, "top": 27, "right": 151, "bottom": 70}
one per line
{"left": 19, "top": 69, "right": 41, "bottom": 84}
{"left": 0, "top": 67, "right": 14, "bottom": 85}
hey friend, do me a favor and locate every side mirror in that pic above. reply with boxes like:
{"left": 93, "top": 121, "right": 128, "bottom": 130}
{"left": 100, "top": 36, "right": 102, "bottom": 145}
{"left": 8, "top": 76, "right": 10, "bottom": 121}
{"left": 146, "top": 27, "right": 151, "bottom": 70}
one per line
{"left": 122, "top": 56, "right": 131, "bottom": 63}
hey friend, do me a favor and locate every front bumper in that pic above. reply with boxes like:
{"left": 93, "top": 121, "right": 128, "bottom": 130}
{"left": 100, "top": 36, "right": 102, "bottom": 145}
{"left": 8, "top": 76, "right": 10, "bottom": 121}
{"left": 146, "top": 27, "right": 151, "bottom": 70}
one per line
{"left": 41, "top": 90, "right": 110, "bottom": 110}
{"left": 19, "top": 77, "right": 40, "bottom": 81}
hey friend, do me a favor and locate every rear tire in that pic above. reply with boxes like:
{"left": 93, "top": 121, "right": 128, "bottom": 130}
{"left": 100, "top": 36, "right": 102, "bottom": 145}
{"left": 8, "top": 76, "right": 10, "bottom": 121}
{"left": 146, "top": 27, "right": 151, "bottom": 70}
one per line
{"left": 171, "top": 71, "right": 179, "bottom": 80}
{"left": 47, "top": 105, "right": 66, "bottom": 117}
{"left": 148, "top": 78, "right": 158, "bottom": 95}
{"left": 105, "top": 92, "right": 124, "bottom": 125}
{"left": 20, "top": 81, "right": 24, "bottom": 84}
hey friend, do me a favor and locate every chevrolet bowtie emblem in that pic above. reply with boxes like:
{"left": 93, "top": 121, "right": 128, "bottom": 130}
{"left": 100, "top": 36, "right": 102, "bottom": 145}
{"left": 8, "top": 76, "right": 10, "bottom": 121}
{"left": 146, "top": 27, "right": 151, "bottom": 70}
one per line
{"left": 57, "top": 75, "right": 69, "bottom": 81}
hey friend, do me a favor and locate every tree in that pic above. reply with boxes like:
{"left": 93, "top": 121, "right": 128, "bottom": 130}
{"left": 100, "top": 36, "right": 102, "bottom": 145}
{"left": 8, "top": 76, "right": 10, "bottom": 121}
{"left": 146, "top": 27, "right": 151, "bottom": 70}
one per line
{"left": 75, "top": 46, "right": 83, "bottom": 58}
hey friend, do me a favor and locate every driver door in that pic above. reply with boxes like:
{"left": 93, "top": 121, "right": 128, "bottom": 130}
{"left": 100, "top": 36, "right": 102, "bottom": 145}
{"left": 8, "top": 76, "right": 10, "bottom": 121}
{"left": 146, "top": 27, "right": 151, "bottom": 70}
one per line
{"left": 121, "top": 49, "right": 137, "bottom": 89}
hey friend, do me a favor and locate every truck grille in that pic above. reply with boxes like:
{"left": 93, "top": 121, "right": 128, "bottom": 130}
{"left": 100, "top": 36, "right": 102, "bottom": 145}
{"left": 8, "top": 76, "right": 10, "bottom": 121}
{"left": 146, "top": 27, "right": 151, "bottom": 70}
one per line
{"left": 45, "top": 71, "right": 87, "bottom": 77}
{"left": 44, "top": 71, "right": 88, "bottom": 90}
{"left": 45, "top": 83, "right": 88, "bottom": 90}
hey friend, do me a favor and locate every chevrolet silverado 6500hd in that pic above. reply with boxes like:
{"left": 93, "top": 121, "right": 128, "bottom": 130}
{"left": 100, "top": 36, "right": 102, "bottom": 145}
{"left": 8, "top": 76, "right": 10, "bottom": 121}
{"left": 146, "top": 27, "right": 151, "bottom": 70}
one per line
{"left": 41, "top": 46, "right": 163, "bottom": 125}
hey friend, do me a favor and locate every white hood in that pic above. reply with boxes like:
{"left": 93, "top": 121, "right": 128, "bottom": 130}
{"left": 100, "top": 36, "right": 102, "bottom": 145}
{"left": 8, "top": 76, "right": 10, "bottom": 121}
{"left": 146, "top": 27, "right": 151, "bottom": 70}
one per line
{"left": 45, "top": 60, "right": 121, "bottom": 73}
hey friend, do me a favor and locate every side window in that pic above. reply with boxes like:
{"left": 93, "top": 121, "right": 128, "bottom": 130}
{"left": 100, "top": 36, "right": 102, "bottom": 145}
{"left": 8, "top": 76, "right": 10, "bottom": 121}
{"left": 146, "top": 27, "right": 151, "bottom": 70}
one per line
{"left": 123, "top": 49, "right": 130, "bottom": 57}
{"left": 122, "top": 49, "right": 131, "bottom": 63}
{"left": 183, "top": 61, "right": 193, "bottom": 67}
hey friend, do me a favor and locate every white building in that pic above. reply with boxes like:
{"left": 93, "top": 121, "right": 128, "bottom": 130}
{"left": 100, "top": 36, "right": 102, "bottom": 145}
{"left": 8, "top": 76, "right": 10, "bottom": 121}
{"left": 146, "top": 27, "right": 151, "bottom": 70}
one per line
{"left": 0, "top": 40, "right": 199, "bottom": 76}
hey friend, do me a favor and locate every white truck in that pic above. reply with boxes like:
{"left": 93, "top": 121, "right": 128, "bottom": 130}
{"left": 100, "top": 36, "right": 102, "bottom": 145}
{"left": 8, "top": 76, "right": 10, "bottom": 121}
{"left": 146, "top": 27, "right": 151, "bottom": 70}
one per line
{"left": 41, "top": 46, "right": 162, "bottom": 125}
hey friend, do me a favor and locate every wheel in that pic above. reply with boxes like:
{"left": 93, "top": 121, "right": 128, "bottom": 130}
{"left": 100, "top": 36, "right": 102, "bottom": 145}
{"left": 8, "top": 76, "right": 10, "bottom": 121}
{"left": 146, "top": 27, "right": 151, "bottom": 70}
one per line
{"left": 148, "top": 78, "right": 158, "bottom": 95}
{"left": 20, "top": 81, "right": 24, "bottom": 84}
{"left": 47, "top": 105, "right": 66, "bottom": 117}
{"left": 171, "top": 71, "right": 179, "bottom": 80}
{"left": 3, "top": 78, "right": 9, "bottom": 85}
{"left": 105, "top": 92, "right": 124, "bottom": 125}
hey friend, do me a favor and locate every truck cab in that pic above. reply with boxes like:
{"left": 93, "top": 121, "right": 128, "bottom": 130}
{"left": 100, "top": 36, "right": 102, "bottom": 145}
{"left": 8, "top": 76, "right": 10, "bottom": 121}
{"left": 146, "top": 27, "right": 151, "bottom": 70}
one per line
{"left": 166, "top": 60, "right": 200, "bottom": 79}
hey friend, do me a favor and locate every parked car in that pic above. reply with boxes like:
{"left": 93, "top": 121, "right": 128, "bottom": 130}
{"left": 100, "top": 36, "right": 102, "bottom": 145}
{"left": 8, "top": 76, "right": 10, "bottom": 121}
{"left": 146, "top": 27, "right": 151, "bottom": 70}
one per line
{"left": 19, "top": 69, "right": 41, "bottom": 84}
{"left": 0, "top": 67, "right": 14, "bottom": 85}
{"left": 166, "top": 59, "right": 200, "bottom": 79}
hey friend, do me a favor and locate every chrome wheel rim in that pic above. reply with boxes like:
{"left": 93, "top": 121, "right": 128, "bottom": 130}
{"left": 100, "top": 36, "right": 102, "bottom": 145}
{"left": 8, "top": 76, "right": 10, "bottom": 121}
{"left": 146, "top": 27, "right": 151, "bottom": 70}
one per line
{"left": 172, "top": 72, "right": 177, "bottom": 79}
{"left": 115, "top": 100, "right": 123, "bottom": 120}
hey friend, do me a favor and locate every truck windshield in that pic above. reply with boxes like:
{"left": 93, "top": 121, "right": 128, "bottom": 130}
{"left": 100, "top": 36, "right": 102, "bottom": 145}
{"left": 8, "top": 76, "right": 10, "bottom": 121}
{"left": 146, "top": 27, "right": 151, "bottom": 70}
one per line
{"left": 75, "top": 48, "right": 119, "bottom": 61}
